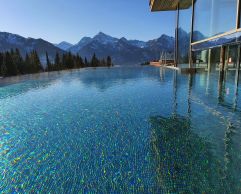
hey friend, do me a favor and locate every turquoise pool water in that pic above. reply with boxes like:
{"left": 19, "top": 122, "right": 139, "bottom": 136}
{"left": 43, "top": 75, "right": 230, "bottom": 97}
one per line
{"left": 0, "top": 67, "right": 240, "bottom": 193}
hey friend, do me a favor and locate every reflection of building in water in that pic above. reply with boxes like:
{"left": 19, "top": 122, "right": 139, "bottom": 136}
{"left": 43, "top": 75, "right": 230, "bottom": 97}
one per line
{"left": 150, "top": 70, "right": 241, "bottom": 193}
{"left": 218, "top": 62, "right": 241, "bottom": 111}
{"left": 159, "top": 67, "right": 165, "bottom": 82}
{"left": 150, "top": 115, "right": 224, "bottom": 193}
{"left": 223, "top": 124, "right": 241, "bottom": 193}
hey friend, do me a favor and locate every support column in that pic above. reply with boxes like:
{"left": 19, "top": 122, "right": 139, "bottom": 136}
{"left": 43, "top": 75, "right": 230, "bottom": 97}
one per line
{"left": 218, "top": 46, "right": 226, "bottom": 102}
{"left": 233, "top": 45, "right": 241, "bottom": 110}
{"left": 175, "top": 3, "right": 179, "bottom": 67}
{"left": 236, "top": 0, "right": 240, "bottom": 29}
{"left": 235, "top": 45, "right": 241, "bottom": 87}
{"left": 187, "top": 74, "right": 193, "bottom": 117}
{"left": 220, "top": 46, "right": 226, "bottom": 74}
{"left": 173, "top": 70, "right": 177, "bottom": 116}
{"left": 208, "top": 48, "right": 212, "bottom": 73}
{"left": 189, "top": 0, "right": 195, "bottom": 68}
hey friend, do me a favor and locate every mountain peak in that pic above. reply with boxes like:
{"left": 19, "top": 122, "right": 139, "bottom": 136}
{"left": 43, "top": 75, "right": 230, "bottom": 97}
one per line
{"left": 55, "top": 41, "right": 73, "bottom": 51}
{"left": 93, "top": 32, "right": 118, "bottom": 45}
{"left": 94, "top": 32, "right": 113, "bottom": 39}
{"left": 59, "top": 41, "right": 72, "bottom": 44}
{"left": 119, "top": 37, "right": 128, "bottom": 42}
{"left": 159, "top": 34, "right": 174, "bottom": 40}
{"left": 96, "top": 31, "right": 107, "bottom": 36}
{"left": 77, "top": 37, "right": 92, "bottom": 44}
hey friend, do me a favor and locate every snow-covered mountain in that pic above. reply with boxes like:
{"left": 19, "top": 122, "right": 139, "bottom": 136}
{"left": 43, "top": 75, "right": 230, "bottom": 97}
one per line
{"left": 92, "top": 32, "right": 119, "bottom": 45}
{"left": 67, "top": 32, "right": 175, "bottom": 65}
{"left": 0, "top": 31, "right": 65, "bottom": 63}
{"left": 55, "top": 41, "right": 73, "bottom": 51}
{"left": 69, "top": 32, "right": 119, "bottom": 53}
{"left": 128, "top": 40, "right": 147, "bottom": 48}
{"left": 69, "top": 37, "right": 92, "bottom": 53}
{"left": 0, "top": 31, "right": 176, "bottom": 66}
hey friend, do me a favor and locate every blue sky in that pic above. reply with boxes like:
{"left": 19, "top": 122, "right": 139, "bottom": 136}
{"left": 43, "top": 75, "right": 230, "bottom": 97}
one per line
{"left": 0, "top": 0, "right": 176, "bottom": 44}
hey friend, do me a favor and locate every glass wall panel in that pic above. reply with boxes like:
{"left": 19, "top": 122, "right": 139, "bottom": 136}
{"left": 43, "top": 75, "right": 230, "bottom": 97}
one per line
{"left": 177, "top": 0, "right": 192, "bottom": 65}
{"left": 192, "top": 32, "right": 238, "bottom": 51}
{"left": 225, "top": 45, "right": 239, "bottom": 71}
{"left": 193, "top": 0, "right": 237, "bottom": 42}
{"left": 209, "top": 47, "right": 221, "bottom": 73}
{"left": 219, "top": 45, "right": 240, "bottom": 110}
{"left": 192, "top": 49, "right": 209, "bottom": 69}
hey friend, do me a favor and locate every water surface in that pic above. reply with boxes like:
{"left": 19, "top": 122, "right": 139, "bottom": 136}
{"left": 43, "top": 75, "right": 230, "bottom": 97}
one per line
{"left": 0, "top": 67, "right": 240, "bottom": 193}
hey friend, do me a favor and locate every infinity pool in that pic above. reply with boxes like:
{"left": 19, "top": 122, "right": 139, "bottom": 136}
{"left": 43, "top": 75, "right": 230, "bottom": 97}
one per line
{"left": 0, "top": 67, "right": 240, "bottom": 193}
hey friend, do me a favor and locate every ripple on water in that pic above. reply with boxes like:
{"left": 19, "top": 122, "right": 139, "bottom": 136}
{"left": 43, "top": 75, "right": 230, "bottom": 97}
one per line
{"left": 0, "top": 67, "right": 240, "bottom": 193}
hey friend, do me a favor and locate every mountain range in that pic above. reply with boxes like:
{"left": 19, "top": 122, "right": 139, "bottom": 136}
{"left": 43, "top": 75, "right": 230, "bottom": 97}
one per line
{"left": 0, "top": 32, "right": 65, "bottom": 64}
{"left": 0, "top": 31, "right": 176, "bottom": 66}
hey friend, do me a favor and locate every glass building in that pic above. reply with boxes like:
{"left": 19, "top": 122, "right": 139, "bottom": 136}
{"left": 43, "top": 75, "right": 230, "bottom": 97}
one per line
{"left": 150, "top": 0, "right": 241, "bottom": 77}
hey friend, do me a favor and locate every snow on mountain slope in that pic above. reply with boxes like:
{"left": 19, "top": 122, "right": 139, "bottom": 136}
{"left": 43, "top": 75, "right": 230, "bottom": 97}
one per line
{"left": 55, "top": 41, "right": 73, "bottom": 51}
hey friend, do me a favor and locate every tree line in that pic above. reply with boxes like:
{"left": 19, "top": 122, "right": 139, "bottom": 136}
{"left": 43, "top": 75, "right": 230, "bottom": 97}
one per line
{"left": 0, "top": 48, "right": 113, "bottom": 77}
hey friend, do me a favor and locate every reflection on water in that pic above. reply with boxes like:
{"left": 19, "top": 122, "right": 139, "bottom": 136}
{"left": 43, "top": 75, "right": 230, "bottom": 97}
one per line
{"left": 150, "top": 68, "right": 241, "bottom": 193}
{"left": 0, "top": 67, "right": 160, "bottom": 99}
{"left": 150, "top": 115, "right": 216, "bottom": 193}
{"left": 0, "top": 66, "right": 240, "bottom": 193}
{"left": 150, "top": 114, "right": 240, "bottom": 193}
